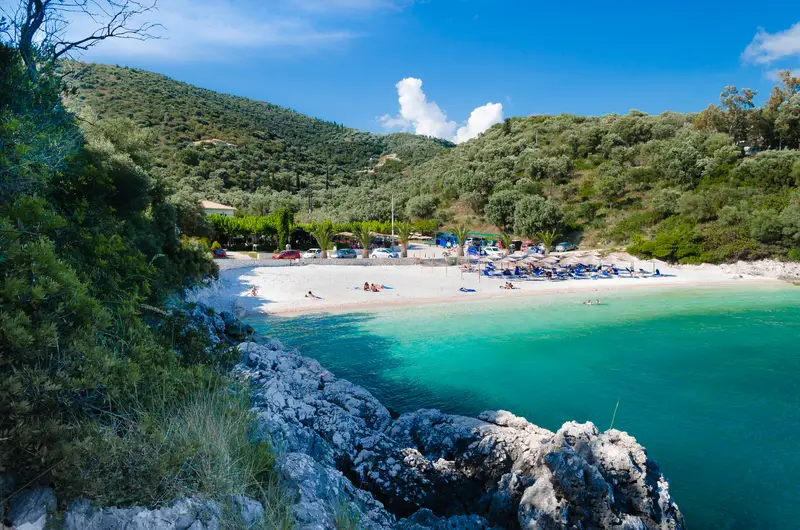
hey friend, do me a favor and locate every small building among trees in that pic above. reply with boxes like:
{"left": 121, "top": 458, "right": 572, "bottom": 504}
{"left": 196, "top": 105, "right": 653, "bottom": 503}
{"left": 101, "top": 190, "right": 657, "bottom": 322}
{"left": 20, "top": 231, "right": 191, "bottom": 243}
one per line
{"left": 201, "top": 200, "right": 236, "bottom": 217}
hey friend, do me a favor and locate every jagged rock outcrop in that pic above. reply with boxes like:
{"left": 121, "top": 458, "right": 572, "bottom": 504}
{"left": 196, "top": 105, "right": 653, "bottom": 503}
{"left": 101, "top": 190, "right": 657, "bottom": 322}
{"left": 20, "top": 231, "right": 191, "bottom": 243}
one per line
{"left": 238, "top": 340, "right": 685, "bottom": 529}
{"left": 4, "top": 487, "right": 56, "bottom": 530}
{"left": 6, "top": 337, "right": 684, "bottom": 530}
{"left": 3, "top": 491, "right": 264, "bottom": 530}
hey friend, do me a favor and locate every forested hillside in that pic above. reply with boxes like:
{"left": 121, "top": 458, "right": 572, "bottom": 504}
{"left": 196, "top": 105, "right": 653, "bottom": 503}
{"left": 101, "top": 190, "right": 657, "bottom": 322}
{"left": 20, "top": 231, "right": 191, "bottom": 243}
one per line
{"left": 72, "top": 63, "right": 800, "bottom": 263}
{"left": 403, "top": 75, "right": 800, "bottom": 263}
{"left": 68, "top": 63, "right": 452, "bottom": 221}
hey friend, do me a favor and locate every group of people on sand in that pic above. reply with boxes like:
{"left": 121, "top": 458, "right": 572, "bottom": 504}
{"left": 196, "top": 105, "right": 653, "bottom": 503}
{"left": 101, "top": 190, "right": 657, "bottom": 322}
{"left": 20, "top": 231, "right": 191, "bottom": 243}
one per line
{"left": 363, "top": 282, "right": 386, "bottom": 292}
{"left": 501, "top": 281, "right": 519, "bottom": 290}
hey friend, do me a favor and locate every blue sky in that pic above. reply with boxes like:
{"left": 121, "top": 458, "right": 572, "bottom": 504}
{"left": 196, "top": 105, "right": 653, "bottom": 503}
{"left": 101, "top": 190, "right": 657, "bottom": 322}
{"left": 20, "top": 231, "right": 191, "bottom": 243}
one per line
{"left": 72, "top": 0, "right": 800, "bottom": 139}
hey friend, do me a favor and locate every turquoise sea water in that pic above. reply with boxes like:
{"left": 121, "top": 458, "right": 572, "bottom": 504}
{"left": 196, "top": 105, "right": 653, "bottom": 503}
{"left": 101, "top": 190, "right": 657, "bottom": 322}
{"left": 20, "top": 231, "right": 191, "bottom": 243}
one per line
{"left": 249, "top": 285, "right": 800, "bottom": 529}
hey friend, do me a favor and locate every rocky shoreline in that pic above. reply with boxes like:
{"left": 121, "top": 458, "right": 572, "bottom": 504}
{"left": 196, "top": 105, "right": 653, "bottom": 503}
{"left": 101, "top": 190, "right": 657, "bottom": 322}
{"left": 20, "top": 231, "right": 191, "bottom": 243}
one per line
{"left": 4, "top": 309, "right": 685, "bottom": 530}
{"left": 236, "top": 339, "right": 684, "bottom": 529}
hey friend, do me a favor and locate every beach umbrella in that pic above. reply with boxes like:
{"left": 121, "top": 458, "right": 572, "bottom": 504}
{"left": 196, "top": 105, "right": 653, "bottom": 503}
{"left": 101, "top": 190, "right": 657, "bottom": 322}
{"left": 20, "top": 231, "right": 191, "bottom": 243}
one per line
{"left": 559, "top": 256, "right": 584, "bottom": 267}
{"left": 539, "top": 255, "right": 560, "bottom": 267}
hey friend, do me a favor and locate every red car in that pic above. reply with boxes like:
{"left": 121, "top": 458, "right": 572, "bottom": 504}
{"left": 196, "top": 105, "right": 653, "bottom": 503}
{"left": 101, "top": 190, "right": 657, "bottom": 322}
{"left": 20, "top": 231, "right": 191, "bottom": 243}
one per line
{"left": 272, "top": 250, "right": 301, "bottom": 260}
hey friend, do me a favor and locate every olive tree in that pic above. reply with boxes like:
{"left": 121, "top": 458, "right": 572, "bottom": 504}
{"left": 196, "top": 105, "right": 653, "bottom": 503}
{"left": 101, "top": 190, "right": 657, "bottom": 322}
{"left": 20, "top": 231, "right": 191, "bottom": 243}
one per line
{"left": 484, "top": 189, "right": 517, "bottom": 232}
{"left": 513, "top": 196, "right": 563, "bottom": 239}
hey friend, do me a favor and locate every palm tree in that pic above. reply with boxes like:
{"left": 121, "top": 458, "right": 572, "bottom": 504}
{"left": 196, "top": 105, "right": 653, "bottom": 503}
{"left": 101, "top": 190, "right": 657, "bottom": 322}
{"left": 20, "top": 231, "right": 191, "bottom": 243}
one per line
{"left": 352, "top": 222, "right": 373, "bottom": 259}
{"left": 499, "top": 233, "right": 513, "bottom": 256}
{"left": 310, "top": 222, "right": 336, "bottom": 259}
{"left": 452, "top": 224, "right": 471, "bottom": 258}
{"left": 536, "top": 229, "right": 558, "bottom": 256}
{"left": 396, "top": 222, "right": 413, "bottom": 258}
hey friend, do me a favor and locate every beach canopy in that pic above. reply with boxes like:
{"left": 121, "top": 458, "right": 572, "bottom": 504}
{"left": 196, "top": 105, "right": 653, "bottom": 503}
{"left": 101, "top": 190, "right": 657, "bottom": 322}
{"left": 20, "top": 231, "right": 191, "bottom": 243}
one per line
{"left": 538, "top": 255, "right": 560, "bottom": 266}
{"left": 558, "top": 256, "right": 584, "bottom": 266}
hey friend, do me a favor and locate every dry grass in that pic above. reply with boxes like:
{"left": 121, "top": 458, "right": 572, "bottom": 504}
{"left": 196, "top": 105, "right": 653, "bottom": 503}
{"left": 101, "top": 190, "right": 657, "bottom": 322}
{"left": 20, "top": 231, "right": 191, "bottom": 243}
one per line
{"left": 151, "top": 388, "right": 294, "bottom": 528}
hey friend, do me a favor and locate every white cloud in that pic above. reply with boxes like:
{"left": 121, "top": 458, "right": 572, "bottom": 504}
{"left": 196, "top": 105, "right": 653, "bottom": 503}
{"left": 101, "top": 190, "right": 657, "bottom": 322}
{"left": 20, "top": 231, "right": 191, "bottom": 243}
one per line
{"left": 380, "top": 77, "right": 503, "bottom": 144}
{"left": 455, "top": 102, "right": 504, "bottom": 143}
{"left": 742, "top": 22, "right": 800, "bottom": 65}
{"left": 62, "top": 0, "right": 394, "bottom": 62}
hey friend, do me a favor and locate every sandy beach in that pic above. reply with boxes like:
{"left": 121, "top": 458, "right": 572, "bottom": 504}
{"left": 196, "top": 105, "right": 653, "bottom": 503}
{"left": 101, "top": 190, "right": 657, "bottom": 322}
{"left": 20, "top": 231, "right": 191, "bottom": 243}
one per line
{"left": 190, "top": 256, "right": 780, "bottom": 316}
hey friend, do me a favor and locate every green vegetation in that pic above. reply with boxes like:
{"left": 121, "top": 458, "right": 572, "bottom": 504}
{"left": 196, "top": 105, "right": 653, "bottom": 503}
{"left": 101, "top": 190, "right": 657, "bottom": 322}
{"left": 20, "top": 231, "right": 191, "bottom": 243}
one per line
{"left": 309, "top": 222, "right": 337, "bottom": 259}
{"left": 452, "top": 224, "right": 471, "bottom": 257}
{"left": 396, "top": 222, "right": 414, "bottom": 258}
{"left": 67, "top": 62, "right": 452, "bottom": 223}
{"left": 0, "top": 23, "right": 286, "bottom": 517}
{"left": 352, "top": 223, "right": 374, "bottom": 258}
{"left": 400, "top": 77, "right": 800, "bottom": 262}
{"left": 69, "top": 63, "right": 800, "bottom": 263}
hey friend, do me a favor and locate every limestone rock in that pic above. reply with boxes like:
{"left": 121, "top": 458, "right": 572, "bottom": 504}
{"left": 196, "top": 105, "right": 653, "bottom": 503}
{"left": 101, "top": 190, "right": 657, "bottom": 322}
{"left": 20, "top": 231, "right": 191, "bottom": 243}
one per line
{"left": 275, "top": 452, "right": 394, "bottom": 530}
{"left": 60, "top": 495, "right": 269, "bottom": 530}
{"left": 6, "top": 488, "right": 56, "bottom": 530}
{"left": 240, "top": 341, "right": 685, "bottom": 530}
{"left": 396, "top": 508, "right": 499, "bottom": 529}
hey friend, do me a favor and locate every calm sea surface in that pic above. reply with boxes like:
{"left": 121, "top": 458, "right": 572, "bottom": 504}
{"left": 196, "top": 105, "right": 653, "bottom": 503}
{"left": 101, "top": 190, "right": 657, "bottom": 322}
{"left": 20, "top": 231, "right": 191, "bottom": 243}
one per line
{"left": 249, "top": 284, "right": 800, "bottom": 529}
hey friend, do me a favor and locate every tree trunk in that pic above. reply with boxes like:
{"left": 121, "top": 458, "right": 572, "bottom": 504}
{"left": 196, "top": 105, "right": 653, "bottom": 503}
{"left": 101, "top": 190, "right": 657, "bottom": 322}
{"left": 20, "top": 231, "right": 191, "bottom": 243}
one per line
{"left": 362, "top": 247, "right": 369, "bottom": 259}
{"left": 401, "top": 242, "right": 408, "bottom": 258}
{"left": 321, "top": 249, "right": 328, "bottom": 259}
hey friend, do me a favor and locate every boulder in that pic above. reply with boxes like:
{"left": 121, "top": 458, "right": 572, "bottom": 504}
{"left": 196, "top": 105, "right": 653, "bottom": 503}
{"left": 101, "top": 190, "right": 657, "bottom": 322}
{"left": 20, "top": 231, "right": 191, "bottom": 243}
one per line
{"left": 396, "top": 508, "right": 499, "bottom": 529}
{"left": 60, "top": 495, "right": 269, "bottom": 530}
{"left": 6, "top": 488, "right": 56, "bottom": 530}
{"left": 275, "top": 452, "right": 394, "bottom": 530}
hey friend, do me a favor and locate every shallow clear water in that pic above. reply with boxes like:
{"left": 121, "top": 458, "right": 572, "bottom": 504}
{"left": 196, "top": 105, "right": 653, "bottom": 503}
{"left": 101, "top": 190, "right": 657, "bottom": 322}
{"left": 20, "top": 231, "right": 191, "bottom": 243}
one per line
{"left": 249, "top": 285, "right": 800, "bottom": 529}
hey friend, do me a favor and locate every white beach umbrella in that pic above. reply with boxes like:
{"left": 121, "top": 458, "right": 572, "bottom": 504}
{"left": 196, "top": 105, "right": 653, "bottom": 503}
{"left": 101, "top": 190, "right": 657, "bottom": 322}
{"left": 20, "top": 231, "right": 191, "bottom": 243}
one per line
{"left": 538, "top": 255, "right": 560, "bottom": 267}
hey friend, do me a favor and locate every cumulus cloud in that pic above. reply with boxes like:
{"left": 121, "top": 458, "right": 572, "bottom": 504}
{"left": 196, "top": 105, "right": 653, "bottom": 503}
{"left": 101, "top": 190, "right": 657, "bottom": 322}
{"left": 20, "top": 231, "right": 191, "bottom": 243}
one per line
{"left": 742, "top": 22, "right": 800, "bottom": 65}
{"left": 62, "top": 0, "right": 403, "bottom": 62}
{"left": 455, "top": 102, "right": 504, "bottom": 143}
{"left": 380, "top": 77, "right": 503, "bottom": 143}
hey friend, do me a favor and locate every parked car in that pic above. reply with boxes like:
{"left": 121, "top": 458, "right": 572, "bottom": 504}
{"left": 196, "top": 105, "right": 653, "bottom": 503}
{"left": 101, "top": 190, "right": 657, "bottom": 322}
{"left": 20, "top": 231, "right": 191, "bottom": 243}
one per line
{"left": 272, "top": 250, "right": 301, "bottom": 260}
{"left": 212, "top": 248, "right": 227, "bottom": 259}
{"left": 302, "top": 248, "right": 322, "bottom": 259}
{"left": 525, "top": 247, "right": 544, "bottom": 256}
{"left": 555, "top": 242, "right": 577, "bottom": 252}
{"left": 329, "top": 248, "right": 357, "bottom": 259}
{"left": 370, "top": 248, "right": 398, "bottom": 259}
{"left": 466, "top": 246, "right": 486, "bottom": 256}
{"left": 484, "top": 246, "right": 504, "bottom": 258}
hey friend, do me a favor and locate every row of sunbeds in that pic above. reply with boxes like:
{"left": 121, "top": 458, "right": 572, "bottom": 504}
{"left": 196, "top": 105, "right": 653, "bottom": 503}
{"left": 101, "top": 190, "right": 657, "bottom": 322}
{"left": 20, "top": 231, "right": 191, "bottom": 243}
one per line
{"left": 482, "top": 263, "right": 669, "bottom": 281}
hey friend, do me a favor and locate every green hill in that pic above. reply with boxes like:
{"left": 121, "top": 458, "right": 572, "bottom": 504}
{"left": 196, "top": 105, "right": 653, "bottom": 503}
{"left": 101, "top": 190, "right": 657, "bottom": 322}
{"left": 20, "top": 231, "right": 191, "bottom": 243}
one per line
{"left": 402, "top": 89, "right": 800, "bottom": 262}
{"left": 67, "top": 63, "right": 452, "bottom": 221}
{"left": 71, "top": 63, "right": 800, "bottom": 263}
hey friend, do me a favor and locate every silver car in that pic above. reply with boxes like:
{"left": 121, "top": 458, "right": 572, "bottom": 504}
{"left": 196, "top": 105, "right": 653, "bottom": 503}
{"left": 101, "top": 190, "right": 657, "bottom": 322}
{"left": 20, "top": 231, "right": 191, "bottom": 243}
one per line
{"left": 329, "top": 248, "right": 357, "bottom": 259}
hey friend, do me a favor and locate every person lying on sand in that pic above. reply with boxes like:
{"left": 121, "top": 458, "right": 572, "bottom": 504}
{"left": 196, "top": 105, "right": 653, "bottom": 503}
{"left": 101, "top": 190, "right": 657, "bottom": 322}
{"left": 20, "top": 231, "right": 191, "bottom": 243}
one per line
{"left": 459, "top": 287, "right": 476, "bottom": 293}
{"left": 370, "top": 283, "right": 379, "bottom": 292}
{"left": 363, "top": 282, "right": 370, "bottom": 291}
{"left": 250, "top": 286, "right": 258, "bottom": 297}
{"left": 305, "top": 291, "right": 322, "bottom": 300}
